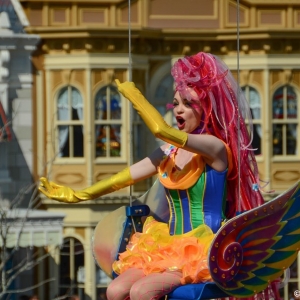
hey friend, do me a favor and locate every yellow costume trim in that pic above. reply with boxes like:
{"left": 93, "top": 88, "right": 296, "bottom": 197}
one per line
{"left": 158, "top": 151, "right": 204, "bottom": 190}
{"left": 158, "top": 141, "right": 233, "bottom": 190}
{"left": 222, "top": 141, "right": 233, "bottom": 176}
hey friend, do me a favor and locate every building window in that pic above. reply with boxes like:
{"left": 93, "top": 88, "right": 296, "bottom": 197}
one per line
{"left": 96, "top": 265, "right": 111, "bottom": 299}
{"left": 95, "top": 85, "right": 122, "bottom": 158}
{"left": 242, "top": 86, "right": 262, "bottom": 155}
{"left": 56, "top": 86, "right": 84, "bottom": 158}
{"left": 272, "top": 86, "right": 297, "bottom": 156}
{"left": 59, "top": 237, "right": 85, "bottom": 298}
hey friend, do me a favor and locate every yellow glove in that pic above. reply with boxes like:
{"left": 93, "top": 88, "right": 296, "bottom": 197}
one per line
{"left": 39, "top": 168, "right": 134, "bottom": 203}
{"left": 116, "top": 80, "right": 188, "bottom": 148}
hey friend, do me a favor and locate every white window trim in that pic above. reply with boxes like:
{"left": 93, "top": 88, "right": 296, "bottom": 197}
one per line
{"left": 271, "top": 84, "right": 299, "bottom": 159}
{"left": 94, "top": 86, "right": 128, "bottom": 164}
{"left": 54, "top": 85, "right": 85, "bottom": 160}
{"left": 242, "top": 85, "right": 263, "bottom": 157}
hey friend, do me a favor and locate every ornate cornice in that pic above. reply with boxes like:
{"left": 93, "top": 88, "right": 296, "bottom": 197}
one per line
{"left": 34, "top": 34, "right": 300, "bottom": 57}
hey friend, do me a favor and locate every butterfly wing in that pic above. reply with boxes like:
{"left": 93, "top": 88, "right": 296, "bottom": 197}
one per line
{"left": 209, "top": 181, "right": 300, "bottom": 298}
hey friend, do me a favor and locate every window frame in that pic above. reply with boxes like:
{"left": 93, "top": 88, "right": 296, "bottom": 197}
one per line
{"left": 54, "top": 85, "right": 85, "bottom": 163}
{"left": 241, "top": 85, "right": 263, "bottom": 160}
{"left": 271, "top": 84, "right": 299, "bottom": 161}
{"left": 58, "top": 237, "right": 85, "bottom": 298}
{"left": 93, "top": 84, "right": 127, "bottom": 163}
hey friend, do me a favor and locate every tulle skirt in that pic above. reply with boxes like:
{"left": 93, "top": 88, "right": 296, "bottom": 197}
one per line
{"left": 112, "top": 216, "right": 214, "bottom": 285}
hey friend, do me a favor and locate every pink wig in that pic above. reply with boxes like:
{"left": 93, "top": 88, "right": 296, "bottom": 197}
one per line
{"left": 171, "top": 52, "right": 264, "bottom": 218}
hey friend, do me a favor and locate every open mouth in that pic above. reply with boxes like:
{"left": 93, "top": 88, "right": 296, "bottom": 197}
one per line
{"left": 176, "top": 116, "right": 185, "bottom": 128}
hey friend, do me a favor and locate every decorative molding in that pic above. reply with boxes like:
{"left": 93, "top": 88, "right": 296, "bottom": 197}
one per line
{"left": 294, "top": 10, "right": 300, "bottom": 28}
{"left": 258, "top": 9, "right": 285, "bottom": 27}
{"left": 50, "top": 7, "right": 70, "bottom": 26}
{"left": 118, "top": 0, "right": 140, "bottom": 26}
{"left": 240, "top": 70, "right": 250, "bottom": 86}
{"left": 0, "top": 50, "right": 10, "bottom": 81}
{"left": 79, "top": 8, "right": 108, "bottom": 26}
{"left": 226, "top": 0, "right": 249, "bottom": 28}
{"left": 283, "top": 69, "right": 292, "bottom": 84}
{"left": 148, "top": 0, "right": 218, "bottom": 20}
{"left": 273, "top": 170, "right": 300, "bottom": 182}
{"left": 55, "top": 173, "right": 84, "bottom": 185}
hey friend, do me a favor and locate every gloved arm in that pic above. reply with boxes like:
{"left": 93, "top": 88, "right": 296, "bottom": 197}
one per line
{"left": 38, "top": 167, "right": 134, "bottom": 203}
{"left": 116, "top": 80, "right": 188, "bottom": 148}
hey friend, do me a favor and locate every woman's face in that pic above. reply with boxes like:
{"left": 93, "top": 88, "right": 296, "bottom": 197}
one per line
{"left": 173, "top": 89, "right": 202, "bottom": 133}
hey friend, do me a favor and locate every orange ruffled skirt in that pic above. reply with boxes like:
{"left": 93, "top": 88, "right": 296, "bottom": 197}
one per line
{"left": 112, "top": 216, "right": 214, "bottom": 285}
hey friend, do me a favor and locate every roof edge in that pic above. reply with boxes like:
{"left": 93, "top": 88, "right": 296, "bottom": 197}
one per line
{"left": 10, "top": 0, "right": 29, "bottom": 27}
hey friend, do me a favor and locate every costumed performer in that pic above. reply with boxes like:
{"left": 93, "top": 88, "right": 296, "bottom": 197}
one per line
{"left": 38, "top": 52, "right": 265, "bottom": 300}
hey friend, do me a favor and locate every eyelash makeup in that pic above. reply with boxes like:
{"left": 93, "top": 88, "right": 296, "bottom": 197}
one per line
{"left": 166, "top": 101, "right": 200, "bottom": 110}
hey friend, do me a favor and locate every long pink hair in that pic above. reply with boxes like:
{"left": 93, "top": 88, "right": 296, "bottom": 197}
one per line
{"left": 171, "top": 52, "right": 264, "bottom": 218}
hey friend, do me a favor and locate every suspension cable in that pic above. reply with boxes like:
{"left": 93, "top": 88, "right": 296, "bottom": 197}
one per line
{"left": 127, "top": 0, "right": 137, "bottom": 233}
{"left": 237, "top": 0, "right": 241, "bottom": 213}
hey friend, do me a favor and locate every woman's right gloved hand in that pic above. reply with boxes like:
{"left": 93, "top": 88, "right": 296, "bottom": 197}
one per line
{"left": 39, "top": 177, "right": 82, "bottom": 203}
{"left": 38, "top": 167, "right": 135, "bottom": 203}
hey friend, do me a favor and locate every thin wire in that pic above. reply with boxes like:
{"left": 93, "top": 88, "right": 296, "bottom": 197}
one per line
{"left": 237, "top": 0, "right": 241, "bottom": 213}
{"left": 127, "top": 0, "right": 133, "bottom": 185}
{"left": 128, "top": 0, "right": 132, "bottom": 81}
{"left": 127, "top": 0, "right": 137, "bottom": 233}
